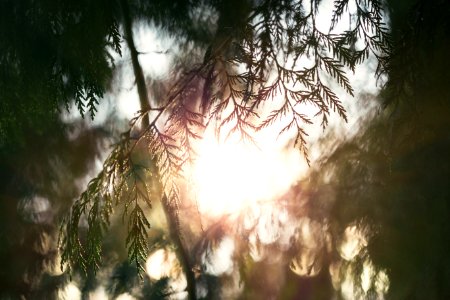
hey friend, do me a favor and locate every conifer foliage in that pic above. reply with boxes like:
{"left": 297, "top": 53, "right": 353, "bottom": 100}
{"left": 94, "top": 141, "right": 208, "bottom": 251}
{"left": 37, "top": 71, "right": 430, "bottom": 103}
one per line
{"left": 0, "top": 0, "right": 122, "bottom": 145}
{"left": 58, "top": 0, "right": 391, "bottom": 296}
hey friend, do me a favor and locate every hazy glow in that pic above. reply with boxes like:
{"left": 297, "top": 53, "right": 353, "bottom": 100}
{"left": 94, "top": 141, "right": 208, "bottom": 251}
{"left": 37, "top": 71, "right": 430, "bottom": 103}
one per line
{"left": 340, "top": 269, "right": 358, "bottom": 300}
{"left": 189, "top": 125, "right": 304, "bottom": 217}
{"left": 202, "top": 236, "right": 235, "bottom": 276}
{"left": 375, "top": 269, "right": 390, "bottom": 296}
{"left": 331, "top": 224, "right": 390, "bottom": 299}
{"left": 247, "top": 202, "right": 295, "bottom": 263}
{"left": 290, "top": 218, "right": 326, "bottom": 276}
{"left": 361, "top": 259, "right": 375, "bottom": 293}
{"left": 18, "top": 195, "right": 51, "bottom": 224}
{"left": 58, "top": 283, "right": 81, "bottom": 300}
{"left": 339, "top": 225, "right": 367, "bottom": 261}
{"left": 361, "top": 260, "right": 390, "bottom": 297}
{"left": 329, "top": 261, "right": 343, "bottom": 290}
{"left": 88, "top": 286, "right": 108, "bottom": 300}
{"left": 145, "top": 249, "right": 187, "bottom": 296}
{"left": 145, "top": 249, "right": 178, "bottom": 280}
{"left": 338, "top": 259, "right": 390, "bottom": 300}
{"left": 46, "top": 252, "right": 65, "bottom": 276}
{"left": 116, "top": 293, "right": 137, "bottom": 300}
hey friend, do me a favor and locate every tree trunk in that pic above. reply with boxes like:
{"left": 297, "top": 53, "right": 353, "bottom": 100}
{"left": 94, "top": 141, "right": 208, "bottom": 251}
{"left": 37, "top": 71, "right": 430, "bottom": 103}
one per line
{"left": 161, "top": 195, "right": 198, "bottom": 300}
{"left": 119, "top": 0, "right": 197, "bottom": 299}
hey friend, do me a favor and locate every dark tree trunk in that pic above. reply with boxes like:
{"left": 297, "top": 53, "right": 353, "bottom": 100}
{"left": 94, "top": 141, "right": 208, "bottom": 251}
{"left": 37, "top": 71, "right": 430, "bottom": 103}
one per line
{"left": 119, "top": 0, "right": 197, "bottom": 299}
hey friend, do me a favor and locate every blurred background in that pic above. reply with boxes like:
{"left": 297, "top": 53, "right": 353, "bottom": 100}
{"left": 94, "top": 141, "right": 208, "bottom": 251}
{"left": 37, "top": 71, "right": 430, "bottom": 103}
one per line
{"left": 0, "top": 0, "right": 449, "bottom": 299}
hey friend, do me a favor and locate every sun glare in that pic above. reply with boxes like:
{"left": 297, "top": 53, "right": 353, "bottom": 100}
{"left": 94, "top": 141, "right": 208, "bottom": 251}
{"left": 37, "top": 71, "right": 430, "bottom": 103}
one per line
{"left": 188, "top": 125, "right": 305, "bottom": 218}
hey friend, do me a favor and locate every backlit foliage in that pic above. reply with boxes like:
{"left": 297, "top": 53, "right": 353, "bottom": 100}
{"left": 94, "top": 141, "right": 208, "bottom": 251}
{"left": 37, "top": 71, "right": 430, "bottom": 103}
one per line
{"left": 60, "top": 0, "right": 391, "bottom": 279}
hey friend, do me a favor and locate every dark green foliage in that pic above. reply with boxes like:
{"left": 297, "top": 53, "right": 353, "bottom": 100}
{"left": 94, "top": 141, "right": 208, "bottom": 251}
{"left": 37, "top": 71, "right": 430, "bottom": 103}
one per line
{"left": 130, "top": 0, "right": 216, "bottom": 46}
{"left": 302, "top": 1, "right": 450, "bottom": 298}
{"left": 0, "top": 0, "right": 121, "bottom": 146}
{"left": 308, "top": 111, "right": 450, "bottom": 298}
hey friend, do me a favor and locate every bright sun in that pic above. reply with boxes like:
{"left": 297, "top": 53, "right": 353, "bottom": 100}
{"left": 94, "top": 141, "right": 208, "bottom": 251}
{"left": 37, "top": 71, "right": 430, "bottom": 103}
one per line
{"left": 188, "top": 124, "right": 306, "bottom": 217}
